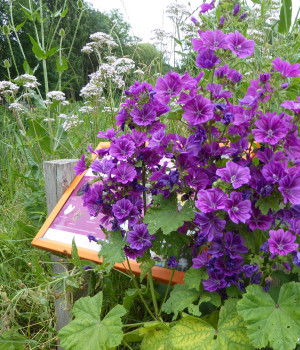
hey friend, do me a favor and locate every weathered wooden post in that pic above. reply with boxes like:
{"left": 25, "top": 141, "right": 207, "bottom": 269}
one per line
{"left": 44, "top": 159, "right": 78, "bottom": 350}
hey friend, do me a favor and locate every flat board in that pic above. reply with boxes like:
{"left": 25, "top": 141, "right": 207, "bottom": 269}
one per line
{"left": 32, "top": 142, "right": 185, "bottom": 285}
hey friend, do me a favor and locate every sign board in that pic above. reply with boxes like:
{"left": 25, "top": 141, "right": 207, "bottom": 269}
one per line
{"left": 32, "top": 142, "right": 185, "bottom": 285}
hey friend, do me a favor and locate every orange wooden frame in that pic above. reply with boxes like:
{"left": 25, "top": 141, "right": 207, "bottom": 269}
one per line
{"left": 32, "top": 142, "right": 185, "bottom": 285}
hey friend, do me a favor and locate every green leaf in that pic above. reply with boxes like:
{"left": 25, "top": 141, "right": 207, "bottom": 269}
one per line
{"left": 44, "top": 46, "right": 60, "bottom": 58}
{"left": 98, "top": 231, "right": 125, "bottom": 272}
{"left": 70, "top": 238, "right": 81, "bottom": 267}
{"left": 139, "top": 259, "right": 155, "bottom": 281}
{"left": 216, "top": 6, "right": 221, "bottom": 23}
{"left": 59, "top": 292, "right": 127, "bottom": 350}
{"left": 23, "top": 59, "right": 33, "bottom": 75}
{"left": 0, "top": 331, "right": 28, "bottom": 350}
{"left": 141, "top": 328, "right": 170, "bottom": 350}
{"left": 237, "top": 282, "right": 300, "bottom": 350}
{"left": 123, "top": 288, "right": 139, "bottom": 310}
{"left": 161, "top": 284, "right": 200, "bottom": 319}
{"left": 152, "top": 230, "right": 189, "bottom": 259}
{"left": 255, "top": 191, "right": 282, "bottom": 215}
{"left": 184, "top": 268, "right": 208, "bottom": 292}
{"left": 169, "top": 299, "right": 253, "bottom": 350}
{"left": 278, "top": 0, "right": 292, "bottom": 34}
{"left": 15, "top": 20, "right": 27, "bottom": 32}
{"left": 61, "top": 6, "right": 69, "bottom": 17}
{"left": 56, "top": 56, "right": 68, "bottom": 73}
{"left": 144, "top": 193, "right": 195, "bottom": 235}
{"left": 27, "top": 34, "right": 45, "bottom": 60}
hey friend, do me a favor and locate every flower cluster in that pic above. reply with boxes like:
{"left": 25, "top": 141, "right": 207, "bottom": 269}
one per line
{"left": 75, "top": 27, "right": 299, "bottom": 295}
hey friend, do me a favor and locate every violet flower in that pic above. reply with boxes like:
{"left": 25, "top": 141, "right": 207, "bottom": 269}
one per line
{"left": 97, "top": 127, "right": 118, "bottom": 139}
{"left": 281, "top": 97, "right": 300, "bottom": 114}
{"left": 233, "top": 3, "right": 240, "bottom": 16}
{"left": 247, "top": 207, "right": 272, "bottom": 231}
{"left": 196, "top": 188, "right": 228, "bottom": 213}
{"left": 203, "top": 271, "right": 227, "bottom": 292}
{"left": 196, "top": 49, "right": 221, "bottom": 69}
{"left": 127, "top": 223, "right": 153, "bottom": 251}
{"left": 167, "top": 256, "right": 178, "bottom": 268}
{"left": 224, "top": 191, "right": 251, "bottom": 224}
{"left": 182, "top": 94, "right": 214, "bottom": 125}
{"left": 130, "top": 104, "right": 156, "bottom": 126}
{"left": 111, "top": 163, "right": 137, "bottom": 184}
{"left": 112, "top": 198, "right": 133, "bottom": 220}
{"left": 190, "top": 16, "right": 199, "bottom": 25}
{"left": 240, "top": 12, "right": 247, "bottom": 20}
{"left": 226, "top": 30, "right": 255, "bottom": 58}
{"left": 215, "top": 64, "right": 229, "bottom": 78}
{"left": 268, "top": 229, "right": 298, "bottom": 256}
{"left": 154, "top": 71, "right": 183, "bottom": 104}
{"left": 242, "top": 264, "right": 259, "bottom": 278}
{"left": 215, "top": 255, "right": 244, "bottom": 276}
{"left": 109, "top": 136, "right": 135, "bottom": 161}
{"left": 74, "top": 155, "right": 86, "bottom": 176}
{"left": 195, "top": 212, "right": 226, "bottom": 241}
{"left": 192, "top": 249, "right": 210, "bottom": 268}
{"left": 200, "top": 0, "right": 214, "bottom": 13}
{"left": 218, "top": 16, "right": 225, "bottom": 28}
{"left": 279, "top": 175, "right": 300, "bottom": 205}
{"left": 272, "top": 57, "right": 300, "bottom": 77}
{"left": 261, "top": 161, "right": 286, "bottom": 183}
{"left": 216, "top": 161, "right": 251, "bottom": 189}
{"left": 228, "top": 68, "right": 243, "bottom": 83}
{"left": 200, "top": 30, "right": 228, "bottom": 50}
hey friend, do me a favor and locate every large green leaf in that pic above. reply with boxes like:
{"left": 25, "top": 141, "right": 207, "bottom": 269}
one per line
{"left": 144, "top": 193, "right": 195, "bottom": 235}
{"left": 255, "top": 190, "right": 282, "bottom": 215}
{"left": 278, "top": 0, "right": 292, "bottom": 34}
{"left": 161, "top": 283, "right": 200, "bottom": 319}
{"left": 152, "top": 230, "right": 189, "bottom": 259}
{"left": 237, "top": 282, "right": 300, "bottom": 350}
{"left": 169, "top": 299, "right": 253, "bottom": 350}
{"left": 59, "top": 292, "right": 126, "bottom": 350}
{"left": 184, "top": 267, "right": 208, "bottom": 292}
{"left": 141, "top": 328, "right": 170, "bottom": 350}
{"left": 28, "top": 34, "right": 45, "bottom": 60}
{"left": 98, "top": 231, "right": 125, "bottom": 272}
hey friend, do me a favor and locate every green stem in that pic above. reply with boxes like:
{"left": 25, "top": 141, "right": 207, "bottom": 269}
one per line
{"left": 5, "top": 34, "right": 19, "bottom": 75}
{"left": 158, "top": 269, "right": 175, "bottom": 317}
{"left": 122, "top": 340, "right": 134, "bottom": 350}
{"left": 148, "top": 270, "right": 159, "bottom": 319}
{"left": 10, "top": 0, "right": 26, "bottom": 60}
{"left": 126, "top": 258, "right": 156, "bottom": 321}
{"left": 67, "top": 8, "right": 84, "bottom": 60}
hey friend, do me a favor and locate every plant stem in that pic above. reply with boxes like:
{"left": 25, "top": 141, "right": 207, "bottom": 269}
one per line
{"left": 126, "top": 258, "right": 156, "bottom": 321}
{"left": 5, "top": 34, "right": 19, "bottom": 75}
{"left": 142, "top": 160, "right": 147, "bottom": 214}
{"left": 66, "top": 8, "right": 84, "bottom": 60}
{"left": 158, "top": 269, "right": 175, "bottom": 317}
{"left": 147, "top": 270, "right": 159, "bottom": 319}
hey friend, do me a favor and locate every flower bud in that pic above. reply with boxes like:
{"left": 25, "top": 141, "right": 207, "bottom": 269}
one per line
{"left": 3, "top": 24, "right": 10, "bottom": 35}
{"left": 59, "top": 28, "right": 65, "bottom": 37}
{"left": 233, "top": 2, "right": 240, "bottom": 16}
{"left": 4, "top": 59, "right": 11, "bottom": 68}
{"left": 77, "top": 0, "right": 83, "bottom": 9}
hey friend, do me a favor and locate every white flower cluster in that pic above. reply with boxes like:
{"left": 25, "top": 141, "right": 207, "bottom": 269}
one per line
{"left": 43, "top": 118, "right": 55, "bottom": 122}
{"left": 60, "top": 114, "right": 84, "bottom": 131}
{"left": 80, "top": 82, "right": 103, "bottom": 98}
{"left": 15, "top": 74, "right": 40, "bottom": 89}
{"left": 79, "top": 106, "right": 95, "bottom": 113}
{"left": 166, "top": 3, "right": 190, "bottom": 20}
{"left": 0, "top": 81, "right": 19, "bottom": 96}
{"left": 134, "top": 69, "right": 144, "bottom": 75}
{"left": 47, "top": 90, "right": 66, "bottom": 101}
{"left": 81, "top": 32, "right": 118, "bottom": 54}
{"left": 81, "top": 44, "right": 93, "bottom": 54}
{"left": 102, "top": 106, "right": 118, "bottom": 114}
{"left": 8, "top": 102, "right": 25, "bottom": 112}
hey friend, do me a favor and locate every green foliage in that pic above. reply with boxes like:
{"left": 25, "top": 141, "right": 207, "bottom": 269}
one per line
{"left": 152, "top": 230, "right": 189, "bottom": 259}
{"left": 144, "top": 193, "right": 195, "bottom": 235}
{"left": 169, "top": 299, "right": 253, "bottom": 350}
{"left": 278, "top": 0, "right": 292, "bottom": 34}
{"left": 59, "top": 291, "right": 127, "bottom": 350}
{"left": 98, "top": 231, "right": 125, "bottom": 273}
{"left": 184, "top": 267, "right": 208, "bottom": 292}
{"left": 141, "top": 328, "right": 171, "bottom": 349}
{"left": 237, "top": 282, "right": 300, "bottom": 350}
{"left": 255, "top": 191, "right": 282, "bottom": 215}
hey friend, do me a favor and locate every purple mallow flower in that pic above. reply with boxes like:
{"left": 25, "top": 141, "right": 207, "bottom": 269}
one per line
{"left": 155, "top": 71, "right": 183, "bottom": 104}
{"left": 190, "top": 16, "right": 199, "bottom": 25}
{"left": 111, "top": 163, "right": 137, "bottom": 184}
{"left": 196, "top": 188, "right": 228, "bottom": 213}
{"left": 196, "top": 49, "right": 221, "bottom": 69}
{"left": 219, "top": 16, "right": 225, "bottom": 28}
{"left": 240, "top": 12, "right": 247, "bottom": 20}
{"left": 261, "top": 161, "right": 286, "bottom": 183}
{"left": 130, "top": 104, "right": 156, "bottom": 126}
{"left": 247, "top": 207, "right": 272, "bottom": 231}
{"left": 91, "top": 158, "right": 115, "bottom": 175}
{"left": 225, "top": 191, "right": 251, "bottom": 224}
{"left": 200, "top": 30, "right": 228, "bottom": 50}
{"left": 195, "top": 212, "right": 226, "bottom": 241}
{"left": 192, "top": 249, "right": 210, "bottom": 268}
{"left": 200, "top": 0, "right": 214, "bottom": 13}
{"left": 112, "top": 198, "right": 133, "bottom": 220}
{"left": 215, "top": 255, "right": 244, "bottom": 276}
{"left": 228, "top": 68, "right": 242, "bottom": 83}
{"left": 127, "top": 223, "right": 153, "bottom": 251}
{"left": 109, "top": 136, "right": 135, "bottom": 160}
{"left": 74, "top": 155, "right": 86, "bottom": 176}
{"left": 268, "top": 229, "right": 298, "bottom": 256}
{"left": 97, "top": 127, "right": 118, "bottom": 140}
{"left": 216, "top": 161, "right": 251, "bottom": 189}
{"left": 279, "top": 175, "right": 300, "bottom": 205}
{"left": 233, "top": 2, "right": 240, "bottom": 16}
{"left": 167, "top": 256, "right": 178, "bottom": 268}
{"left": 252, "top": 113, "right": 288, "bottom": 145}
{"left": 272, "top": 57, "right": 300, "bottom": 77}
{"left": 203, "top": 271, "right": 227, "bottom": 292}
{"left": 182, "top": 94, "right": 214, "bottom": 125}
{"left": 281, "top": 97, "right": 300, "bottom": 114}
{"left": 242, "top": 264, "right": 259, "bottom": 278}
{"left": 226, "top": 30, "right": 255, "bottom": 58}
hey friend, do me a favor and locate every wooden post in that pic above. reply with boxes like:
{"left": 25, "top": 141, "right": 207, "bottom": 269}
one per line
{"left": 44, "top": 159, "right": 78, "bottom": 349}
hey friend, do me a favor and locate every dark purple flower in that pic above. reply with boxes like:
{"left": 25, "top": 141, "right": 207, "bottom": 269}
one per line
{"left": 97, "top": 127, "right": 118, "bottom": 139}
{"left": 206, "top": 83, "right": 232, "bottom": 100}
{"left": 253, "top": 113, "right": 288, "bottom": 145}
{"left": 226, "top": 30, "right": 255, "bottom": 58}
{"left": 281, "top": 97, "right": 300, "bottom": 114}
{"left": 124, "top": 245, "right": 144, "bottom": 259}
{"left": 251, "top": 272, "right": 262, "bottom": 284}
{"left": 272, "top": 57, "right": 300, "bottom": 77}
{"left": 228, "top": 69, "right": 243, "bottom": 83}
{"left": 225, "top": 191, "right": 251, "bottom": 224}
{"left": 215, "top": 255, "right": 243, "bottom": 276}
{"left": 247, "top": 207, "right": 272, "bottom": 231}
{"left": 190, "top": 16, "right": 199, "bottom": 25}
{"left": 259, "top": 73, "right": 271, "bottom": 82}
{"left": 256, "top": 148, "right": 286, "bottom": 164}
{"left": 130, "top": 104, "right": 156, "bottom": 126}
{"left": 182, "top": 94, "right": 214, "bottom": 125}
{"left": 167, "top": 256, "right": 178, "bottom": 268}
{"left": 192, "top": 249, "right": 210, "bottom": 268}
{"left": 200, "top": 0, "right": 214, "bottom": 13}
{"left": 129, "top": 129, "right": 148, "bottom": 147}
{"left": 185, "top": 168, "right": 209, "bottom": 189}
{"left": 215, "top": 64, "right": 229, "bottom": 78}
{"left": 279, "top": 175, "right": 300, "bottom": 205}
{"left": 111, "top": 163, "right": 137, "bottom": 184}
{"left": 82, "top": 183, "right": 105, "bottom": 217}
{"left": 285, "top": 131, "right": 300, "bottom": 160}
{"left": 155, "top": 71, "right": 183, "bottom": 104}
{"left": 268, "top": 229, "right": 298, "bottom": 256}
{"left": 292, "top": 251, "right": 300, "bottom": 267}
{"left": 233, "top": 2, "right": 240, "bottom": 16}
{"left": 127, "top": 223, "right": 152, "bottom": 250}
{"left": 84, "top": 266, "right": 92, "bottom": 271}
{"left": 242, "top": 264, "right": 259, "bottom": 278}
{"left": 203, "top": 271, "right": 227, "bottom": 292}
{"left": 219, "top": 16, "right": 225, "bottom": 28}
{"left": 240, "top": 12, "right": 247, "bottom": 19}
{"left": 195, "top": 212, "right": 226, "bottom": 241}
{"left": 112, "top": 198, "right": 133, "bottom": 220}
{"left": 196, "top": 188, "right": 228, "bottom": 213}
{"left": 116, "top": 108, "right": 128, "bottom": 126}
{"left": 91, "top": 158, "right": 115, "bottom": 175}
{"left": 109, "top": 136, "right": 135, "bottom": 160}
{"left": 87, "top": 234, "right": 98, "bottom": 243}
{"left": 261, "top": 161, "right": 286, "bottom": 183}
{"left": 196, "top": 49, "right": 221, "bottom": 69}
{"left": 200, "top": 30, "right": 228, "bottom": 50}
{"left": 216, "top": 161, "right": 251, "bottom": 189}
{"left": 74, "top": 155, "right": 86, "bottom": 176}
{"left": 282, "top": 83, "right": 290, "bottom": 89}
{"left": 260, "top": 241, "right": 269, "bottom": 253}
{"left": 289, "top": 218, "right": 300, "bottom": 235}
{"left": 224, "top": 232, "right": 248, "bottom": 258}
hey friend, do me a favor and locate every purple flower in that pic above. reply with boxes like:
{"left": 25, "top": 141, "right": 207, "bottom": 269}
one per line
{"left": 200, "top": 30, "right": 228, "bottom": 50}
{"left": 226, "top": 30, "right": 255, "bottom": 58}
{"left": 203, "top": 271, "right": 227, "bottom": 292}
{"left": 200, "top": 0, "right": 214, "bottom": 13}
{"left": 216, "top": 161, "right": 251, "bottom": 189}
{"left": 87, "top": 234, "right": 98, "bottom": 243}
{"left": 225, "top": 191, "right": 251, "bottom": 224}
{"left": 130, "top": 104, "right": 156, "bottom": 126}
{"left": 74, "top": 155, "right": 86, "bottom": 176}
{"left": 252, "top": 113, "right": 288, "bottom": 146}
{"left": 124, "top": 245, "right": 144, "bottom": 259}
{"left": 185, "top": 168, "right": 209, "bottom": 189}
{"left": 292, "top": 251, "right": 300, "bottom": 267}
{"left": 167, "top": 256, "right": 178, "bottom": 268}
{"left": 247, "top": 207, "right": 272, "bottom": 231}
{"left": 195, "top": 212, "right": 226, "bottom": 241}
{"left": 282, "top": 82, "right": 289, "bottom": 89}
{"left": 129, "top": 130, "right": 148, "bottom": 147}
{"left": 82, "top": 183, "right": 105, "bottom": 217}
{"left": 284, "top": 131, "right": 300, "bottom": 160}
{"left": 272, "top": 57, "right": 300, "bottom": 77}
{"left": 190, "top": 16, "right": 199, "bottom": 25}
{"left": 112, "top": 198, "right": 133, "bottom": 220}
{"left": 97, "top": 127, "right": 118, "bottom": 139}
{"left": 127, "top": 223, "right": 152, "bottom": 250}
{"left": 182, "top": 94, "right": 214, "bottom": 125}
{"left": 233, "top": 3, "right": 240, "bottom": 16}
{"left": 192, "top": 249, "right": 210, "bottom": 268}
{"left": 109, "top": 136, "right": 135, "bottom": 160}
{"left": 206, "top": 83, "right": 233, "bottom": 100}
{"left": 224, "top": 232, "right": 248, "bottom": 258}
{"left": 242, "top": 264, "right": 259, "bottom": 278}
{"left": 261, "top": 161, "right": 286, "bottom": 183}
{"left": 219, "top": 16, "right": 225, "bottom": 28}
{"left": 256, "top": 148, "right": 286, "bottom": 164}
{"left": 215, "top": 64, "right": 229, "bottom": 78}
{"left": 196, "top": 188, "right": 228, "bottom": 213}
{"left": 279, "top": 175, "right": 300, "bottom": 205}
{"left": 251, "top": 272, "right": 262, "bottom": 285}
{"left": 111, "top": 163, "right": 137, "bottom": 184}
{"left": 215, "top": 255, "right": 244, "bottom": 276}
{"left": 91, "top": 158, "right": 115, "bottom": 175}
{"left": 281, "top": 98, "right": 300, "bottom": 114}
{"left": 196, "top": 49, "right": 221, "bottom": 69}
{"left": 240, "top": 12, "right": 247, "bottom": 20}
{"left": 155, "top": 71, "right": 183, "bottom": 104}
{"left": 228, "top": 68, "right": 243, "bottom": 83}
{"left": 268, "top": 229, "right": 298, "bottom": 256}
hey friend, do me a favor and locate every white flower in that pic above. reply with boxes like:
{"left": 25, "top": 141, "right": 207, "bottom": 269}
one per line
{"left": 47, "top": 90, "right": 66, "bottom": 101}
{"left": 79, "top": 106, "right": 95, "bottom": 113}
{"left": 0, "top": 81, "right": 19, "bottom": 95}
{"left": 9, "top": 103, "right": 25, "bottom": 112}
{"left": 43, "top": 118, "right": 55, "bottom": 122}
{"left": 15, "top": 74, "right": 40, "bottom": 89}
{"left": 134, "top": 69, "right": 144, "bottom": 75}
{"left": 81, "top": 44, "right": 93, "bottom": 54}
{"left": 89, "top": 32, "right": 118, "bottom": 48}
{"left": 58, "top": 113, "right": 67, "bottom": 119}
